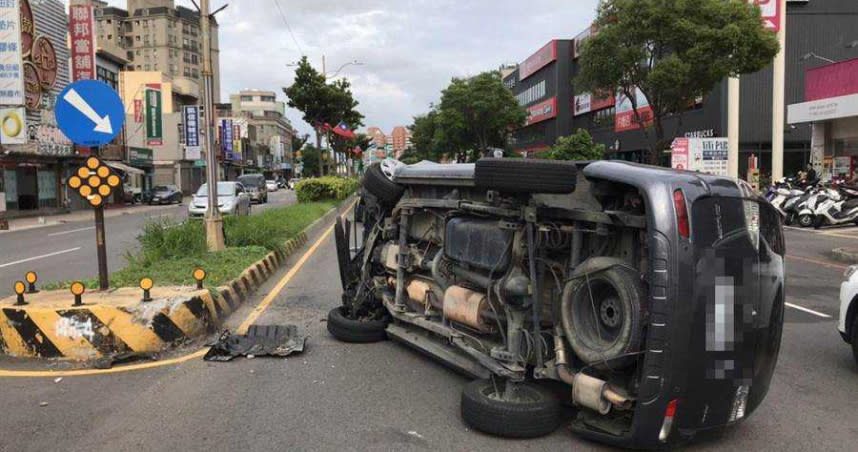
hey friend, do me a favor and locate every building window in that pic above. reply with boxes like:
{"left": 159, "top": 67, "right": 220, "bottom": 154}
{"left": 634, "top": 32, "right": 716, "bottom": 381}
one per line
{"left": 191, "top": 69, "right": 198, "bottom": 78}
{"left": 136, "top": 35, "right": 141, "bottom": 42}
{"left": 145, "top": 64, "right": 151, "bottom": 71}
{"left": 97, "top": 67, "right": 118, "bottom": 90}
{"left": 240, "top": 95, "right": 253, "bottom": 101}
{"left": 261, "top": 96, "right": 275, "bottom": 102}
{"left": 191, "top": 54, "right": 198, "bottom": 64}
{"left": 515, "top": 81, "right": 546, "bottom": 106}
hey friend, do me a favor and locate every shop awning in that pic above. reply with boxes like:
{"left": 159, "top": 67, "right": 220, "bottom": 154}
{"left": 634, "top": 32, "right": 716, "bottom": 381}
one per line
{"left": 105, "top": 161, "right": 145, "bottom": 175}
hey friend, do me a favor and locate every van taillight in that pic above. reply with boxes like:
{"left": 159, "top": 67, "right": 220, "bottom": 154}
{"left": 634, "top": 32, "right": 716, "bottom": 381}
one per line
{"left": 673, "top": 190, "right": 690, "bottom": 238}
{"left": 658, "top": 398, "right": 679, "bottom": 442}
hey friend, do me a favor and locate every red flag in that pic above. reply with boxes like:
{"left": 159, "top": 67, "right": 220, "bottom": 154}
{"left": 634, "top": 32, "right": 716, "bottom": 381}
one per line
{"left": 332, "top": 121, "right": 356, "bottom": 139}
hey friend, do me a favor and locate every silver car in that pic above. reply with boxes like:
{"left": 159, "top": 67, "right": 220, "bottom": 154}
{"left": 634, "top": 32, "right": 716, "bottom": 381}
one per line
{"left": 188, "top": 182, "right": 252, "bottom": 218}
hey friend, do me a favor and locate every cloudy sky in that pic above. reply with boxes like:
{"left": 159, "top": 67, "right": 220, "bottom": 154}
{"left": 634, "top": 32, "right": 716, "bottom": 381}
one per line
{"left": 101, "top": 0, "right": 599, "bottom": 137}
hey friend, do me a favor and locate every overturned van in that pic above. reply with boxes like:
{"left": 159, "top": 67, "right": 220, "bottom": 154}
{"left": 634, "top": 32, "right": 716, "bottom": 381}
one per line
{"left": 331, "top": 158, "right": 785, "bottom": 448}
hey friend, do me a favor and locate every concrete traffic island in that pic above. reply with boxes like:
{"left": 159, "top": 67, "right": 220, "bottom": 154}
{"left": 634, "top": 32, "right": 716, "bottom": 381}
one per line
{"left": 0, "top": 232, "right": 309, "bottom": 361}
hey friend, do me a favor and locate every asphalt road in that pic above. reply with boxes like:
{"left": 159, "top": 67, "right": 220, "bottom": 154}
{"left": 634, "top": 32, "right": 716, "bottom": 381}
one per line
{"left": 0, "top": 189, "right": 296, "bottom": 297}
{"left": 0, "top": 212, "right": 856, "bottom": 451}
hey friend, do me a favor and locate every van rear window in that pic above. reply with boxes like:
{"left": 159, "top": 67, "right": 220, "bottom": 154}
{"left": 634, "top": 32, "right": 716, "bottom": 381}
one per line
{"left": 692, "top": 198, "right": 784, "bottom": 256}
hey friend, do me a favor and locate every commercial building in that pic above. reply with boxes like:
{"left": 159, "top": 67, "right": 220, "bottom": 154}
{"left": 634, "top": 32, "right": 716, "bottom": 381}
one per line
{"left": 227, "top": 90, "right": 296, "bottom": 179}
{"left": 789, "top": 57, "right": 858, "bottom": 180}
{"left": 505, "top": 0, "right": 858, "bottom": 178}
{"left": 1, "top": 0, "right": 75, "bottom": 217}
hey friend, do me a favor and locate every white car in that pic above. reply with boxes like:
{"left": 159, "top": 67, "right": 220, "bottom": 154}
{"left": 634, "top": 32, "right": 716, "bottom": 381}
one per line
{"left": 838, "top": 265, "right": 858, "bottom": 364}
{"left": 266, "top": 180, "right": 279, "bottom": 192}
{"left": 188, "top": 182, "right": 252, "bottom": 218}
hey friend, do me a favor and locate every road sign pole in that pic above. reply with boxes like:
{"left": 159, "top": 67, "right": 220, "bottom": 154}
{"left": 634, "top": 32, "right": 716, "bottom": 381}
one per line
{"left": 94, "top": 204, "right": 109, "bottom": 291}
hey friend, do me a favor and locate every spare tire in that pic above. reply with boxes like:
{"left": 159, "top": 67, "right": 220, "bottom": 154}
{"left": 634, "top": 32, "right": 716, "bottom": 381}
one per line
{"left": 363, "top": 163, "right": 405, "bottom": 205}
{"left": 475, "top": 158, "right": 577, "bottom": 194}
{"left": 561, "top": 265, "right": 645, "bottom": 369}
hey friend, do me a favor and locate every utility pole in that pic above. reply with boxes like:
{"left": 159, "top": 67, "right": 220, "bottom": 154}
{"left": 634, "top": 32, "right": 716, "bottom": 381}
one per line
{"left": 200, "top": 0, "right": 224, "bottom": 251}
{"left": 771, "top": 0, "right": 787, "bottom": 180}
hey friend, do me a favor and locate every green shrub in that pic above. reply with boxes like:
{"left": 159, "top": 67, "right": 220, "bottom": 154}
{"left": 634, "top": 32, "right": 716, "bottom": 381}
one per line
{"left": 136, "top": 218, "right": 206, "bottom": 264}
{"left": 295, "top": 177, "right": 359, "bottom": 203}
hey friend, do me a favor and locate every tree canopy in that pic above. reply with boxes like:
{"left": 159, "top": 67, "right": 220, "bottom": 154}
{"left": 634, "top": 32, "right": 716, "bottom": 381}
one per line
{"left": 436, "top": 71, "right": 527, "bottom": 161}
{"left": 284, "top": 56, "right": 364, "bottom": 173}
{"left": 544, "top": 129, "right": 605, "bottom": 161}
{"left": 405, "top": 109, "right": 447, "bottom": 163}
{"left": 576, "top": 0, "right": 779, "bottom": 163}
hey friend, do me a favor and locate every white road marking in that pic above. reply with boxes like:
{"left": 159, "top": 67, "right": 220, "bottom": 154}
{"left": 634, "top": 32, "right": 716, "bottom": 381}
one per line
{"left": 0, "top": 248, "right": 82, "bottom": 269}
{"left": 785, "top": 302, "right": 832, "bottom": 319}
{"left": 47, "top": 226, "right": 95, "bottom": 237}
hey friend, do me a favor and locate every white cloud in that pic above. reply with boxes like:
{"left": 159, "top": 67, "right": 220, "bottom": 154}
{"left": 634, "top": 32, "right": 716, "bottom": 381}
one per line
{"left": 89, "top": 0, "right": 600, "bottom": 136}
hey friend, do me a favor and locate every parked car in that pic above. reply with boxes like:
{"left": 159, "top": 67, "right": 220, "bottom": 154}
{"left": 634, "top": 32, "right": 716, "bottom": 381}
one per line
{"left": 145, "top": 185, "right": 183, "bottom": 205}
{"left": 188, "top": 182, "right": 251, "bottom": 218}
{"left": 331, "top": 159, "right": 785, "bottom": 448}
{"left": 266, "top": 180, "right": 279, "bottom": 192}
{"left": 237, "top": 174, "right": 268, "bottom": 204}
{"left": 838, "top": 265, "right": 858, "bottom": 365}
{"left": 123, "top": 184, "right": 142, "bottom": 204}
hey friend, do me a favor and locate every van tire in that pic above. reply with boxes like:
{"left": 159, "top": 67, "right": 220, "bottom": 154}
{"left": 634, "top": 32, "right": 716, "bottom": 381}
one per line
{"left": 461, "top": 379, "right": 561, "bottom": 438}
{"left": 363, "top": 164, "right": 405, "bottom": 205}
{"left": 475, "top": 158, "right": 577, "bottom": 194}
{"left": 326, "top": 306, "right": 388, "bottom": 343}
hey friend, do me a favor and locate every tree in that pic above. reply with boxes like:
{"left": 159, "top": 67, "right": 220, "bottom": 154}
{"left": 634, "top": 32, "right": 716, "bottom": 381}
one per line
{"left": 300, "top": 145, "right": 322, "bottom": 178}
{"left": 576, "top": 0, "right": 779, "bottom": 164}
{"left": 545, "top": 129, "right": 605, "bottom": 161}
{"left": 437, "top": 71, "right": 527, "bottom": 161}
{"left": 284, "top": 56, "right": 364, "bottom": 174}
{"left": 408, "top": 109, "right": 447, "bottom": 163}
{"left": 291, "top": 133, "right": 309, "bottom": 154}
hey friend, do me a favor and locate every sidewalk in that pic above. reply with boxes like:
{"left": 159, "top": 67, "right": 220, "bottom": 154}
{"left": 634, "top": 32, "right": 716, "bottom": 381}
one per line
{"left": 0, "top": 199, "right": 189, "bottom": 234}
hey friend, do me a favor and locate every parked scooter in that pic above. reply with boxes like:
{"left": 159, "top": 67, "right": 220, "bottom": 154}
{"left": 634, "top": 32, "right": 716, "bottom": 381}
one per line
{"left": 813, "top": 185, "right": 858, "bottom": 229}
{"left": 794, "top": 185, "right": 835, "bottom": 228}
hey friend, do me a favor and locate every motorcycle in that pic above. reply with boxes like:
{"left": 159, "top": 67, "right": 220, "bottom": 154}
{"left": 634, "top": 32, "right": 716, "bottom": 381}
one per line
{"left": 813, "top": 185, "right": 858, "bottom": 229}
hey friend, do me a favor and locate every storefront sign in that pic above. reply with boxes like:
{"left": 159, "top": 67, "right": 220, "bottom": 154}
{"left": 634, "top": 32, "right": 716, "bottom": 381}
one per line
{"left": 804, "top": 58, "right": 858, "bottom": 102}
{"left": 20, "top": 0, "right": 32, "bottom": 58}
{"left": 0, "top": 107, "right": 26, "bottom": 144}
{"left": 519, "top": 41, "right": 557, "bottom": 81}
{"left": 573, "top": 91, "right": 614, "bottom": 116}
{"left": 183, "top": 105, "right": 200, "bottom": 159}
{"left": 22, "top": 61, "right": 41, "bottom": 110}
{"left": 525, "top": 97, "right": 557, "bottom": 126}
{"left": 671, "top": 138, "right": 728, "bottom": 176}
{"left": 752, "top": 0, "right": 781, "bottom": 33}
{"left": 671, "top": 138, "right": 690, "bottom": 170}
{"left": 221, "top": 118, "right": 233, "bottom": 155}
{"left": 26, "top": 123, "right": 73, "bottom": 156}
{"left": 788, "top": 93, "right": 858, "bottom": 124}
{"left": 0, "top": 0, "right": 24, "bottom": 106}
{"left": 129, "top": 147, "right": 152, "bottom": 167}
{"left": 684, "top": 129, "right": 716, "bottom": 138}
{"left": 573, "top": 26, "right": 594, "bottom": 59}
{"left": 69, "top": 4, "right": 96, "bottom": 81}
{"left": 615, "top": 89, "right": 654, "bottom": 132}
{"left": 134, "top": 99, "right": 142, "bottom": 123}
{"left": 31, "top": 36, "right": 56, "bottom": 90}
{"left": 145, "top": 84, "right": 162, "bottom": 146}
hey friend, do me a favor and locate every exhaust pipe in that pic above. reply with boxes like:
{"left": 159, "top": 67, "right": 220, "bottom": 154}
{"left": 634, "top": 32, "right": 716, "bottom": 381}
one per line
{"left": 553, "top": 330, "right": 633, "bottom": 414}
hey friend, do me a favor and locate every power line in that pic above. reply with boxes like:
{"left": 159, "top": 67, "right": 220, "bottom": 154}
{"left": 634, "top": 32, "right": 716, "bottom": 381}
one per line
{"left": 272, "top": 0, "right": 304, "bottom": 57}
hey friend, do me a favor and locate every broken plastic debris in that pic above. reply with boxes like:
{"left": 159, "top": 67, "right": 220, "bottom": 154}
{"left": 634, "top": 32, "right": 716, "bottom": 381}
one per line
{"left": 53, "top": 377, "right": 63, "bottom": 384}
{"left": 204, "top": 325, "right": 307, "bottom": 362}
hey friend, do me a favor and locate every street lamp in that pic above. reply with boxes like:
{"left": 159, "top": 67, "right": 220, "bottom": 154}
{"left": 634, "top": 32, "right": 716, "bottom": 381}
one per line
{"left": 799, "top": 52, "right": 836, "bottom": 64}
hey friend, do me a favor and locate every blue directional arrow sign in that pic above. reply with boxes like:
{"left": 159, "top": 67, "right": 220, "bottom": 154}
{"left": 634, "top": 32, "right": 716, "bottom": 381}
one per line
{"left": 55, "top": 80, "right": 125, "bottom": 147}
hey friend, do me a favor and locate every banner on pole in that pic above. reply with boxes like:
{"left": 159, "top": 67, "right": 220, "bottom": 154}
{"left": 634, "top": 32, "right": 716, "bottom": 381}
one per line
{"left": 145, "top": 84, "right": 163, "bottom": 146}
{"left": 183, "top": 105, "right": 201, "bottom": 159}
{"left": 69, "top": 4, "right": 97, "bottom": 81}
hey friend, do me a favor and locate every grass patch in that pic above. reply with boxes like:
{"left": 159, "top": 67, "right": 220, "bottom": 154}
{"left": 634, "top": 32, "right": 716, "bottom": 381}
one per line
{"left": 43, "top": 200, "right": 339, "bottom": 290}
